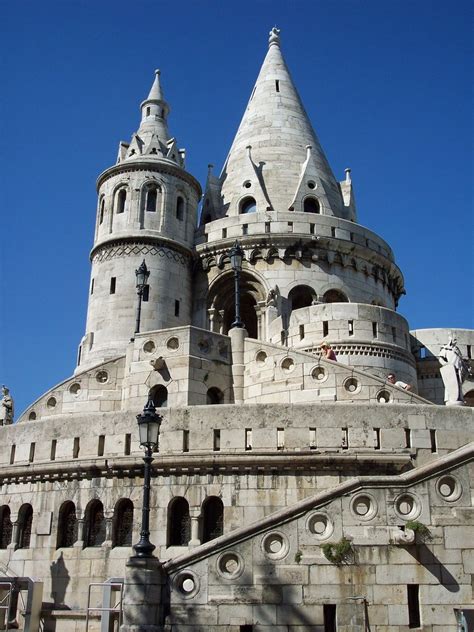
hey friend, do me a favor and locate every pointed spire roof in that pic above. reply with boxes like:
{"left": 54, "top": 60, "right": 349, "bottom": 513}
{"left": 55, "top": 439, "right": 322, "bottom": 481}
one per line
{"left": 145, "top": 68, "right": 165, "bottom": 102}
{"left": 220, "top": 28, "right": 345, "bottom": 217}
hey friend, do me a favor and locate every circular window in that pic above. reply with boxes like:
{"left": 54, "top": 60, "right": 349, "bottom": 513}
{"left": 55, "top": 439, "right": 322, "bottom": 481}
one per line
{"left": 198, "top": 339, "right": 210, "bottom": 353}
{"left": 243, "top": 180, "right": 252, "bottom": 189}
{"left": 281, "top": 357, "right": 295, "bottom": 373}
{"left": 256, "top": 351, "right": 267, "bottom": 366}
{"left": 47, "top": 397, "right": 57, "bottom": 409}
{"left": 351, "top": 494, "right": 377, "bottom": 520}
{"left": 311, "top": 366, "right": 326, "bottom": 382}
{"left": 436, "top": 475, "right": 462, "bottom": 502}
{"left": 307, "top": 180, "right": 316, "bottom": 189}
{"left": 344, "top": 377, "right": 359, "bottom": 394}
{"left": 377, "top": 389, "right": 391, "bottom": 403}
{"left": 28, "top": 411, "right": 37, "bottom": 421}
{"left": 96, "top": 371, "right": 108, "bottom": 384}
{"left": 261, "top": 532, "right": 289, "bottom": 560}
{"left": 166, "top": 337, "right": 179, "bottom": 351}
{"left": 174, "top": 571, "right": 199, "bottom": 598}
{"left": 143, "top": 340, "right": 156, "bottom": 354}
{"left": 306, "top": 513, "right": 333, "bottom": 540}
{"left": 217, "top": 551, "right": 244, "bottom": 579}
{"left": 69, "top": 383, "right": 81, "bottom": 396}
{"left": 394, "top": 494, "right": 420, "bottom": 520}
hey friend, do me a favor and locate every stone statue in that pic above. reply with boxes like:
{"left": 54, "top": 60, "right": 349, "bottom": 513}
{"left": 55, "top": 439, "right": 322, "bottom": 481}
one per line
{"left": 0, "top": 385, "right": 14, "bottom": 425}
{"left": 438, "top": 337, "right": 472, "bottom": 406}
{"left": 266, "top": 285, "right": 279, "bottom": 308}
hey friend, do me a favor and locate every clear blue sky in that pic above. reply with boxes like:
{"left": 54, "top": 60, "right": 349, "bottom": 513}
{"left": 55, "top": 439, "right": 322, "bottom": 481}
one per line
{"left": 1, "top": 0, "right": 473, "bottom": 417}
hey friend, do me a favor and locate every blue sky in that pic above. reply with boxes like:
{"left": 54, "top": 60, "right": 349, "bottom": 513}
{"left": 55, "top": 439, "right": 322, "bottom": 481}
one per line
{"left": 1, "top": 0, "right": 473, "bottom": 417}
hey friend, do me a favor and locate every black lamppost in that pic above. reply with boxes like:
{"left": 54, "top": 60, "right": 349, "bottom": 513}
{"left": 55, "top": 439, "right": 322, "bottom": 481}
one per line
{"left": 230, "top": 240, "right": 244, "bottom": 328}
{"left": 135, "top": 260, "right": 150, "bottom": 334}
{"left": 133, "top": 397, "right": 162, "bottom": 558}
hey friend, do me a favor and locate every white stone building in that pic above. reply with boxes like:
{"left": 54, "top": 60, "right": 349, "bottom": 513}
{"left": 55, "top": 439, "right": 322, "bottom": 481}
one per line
{"left": 0, "top": 28, "right": 473, "bottom": 632}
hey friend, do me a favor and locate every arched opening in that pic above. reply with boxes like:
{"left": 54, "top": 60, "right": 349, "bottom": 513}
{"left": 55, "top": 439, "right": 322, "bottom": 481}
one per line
{"left": 288, "top": 285, "right": 316, "bottom": 311}
{"left": 85, "top": 500, "right": 106, "bottom": 547}
{"left": 176, "top": 196, "right": 185, "bottom": 220}
{"left": 240, "top": 197, "right": 257, "bottom": 214}
{"left": 56, "top": 501, "right": 77, "bottom": 549}
{"left": 18, "top": 504, "right": 33, "bottom": 549}
{"left": 99, "top": 198, "right": 105, "bottom": 224}
{"left": 146, "top": 186, "right": 158, "bottom": 212}
{"left": 207, "top": 387, "right": 224, "bottom": 405}
{"left": 113, "top": 499, "right": 134, "bottom": 547}
{"left": 202, "top": 496, "right": 223, "bottom": 543}
{"left": 167, "top": 497, "right": 190, "bottom": 546}
{"left": 303, "top": 197, "right": 320, "bottom": 213}
{"left": 0, "top": 506, "right": 12, "bottom": 549}
{"left": 323, "top": 289, "right": 348, "bottom": 303}
{"left": 116, "top": 189, "right": 127, "bottom": 214}
{"left": 150, "top": 385, "right": 168, "bottom": 408}
{"left": 464, "top": 390, "right": 474, "bottom": 407}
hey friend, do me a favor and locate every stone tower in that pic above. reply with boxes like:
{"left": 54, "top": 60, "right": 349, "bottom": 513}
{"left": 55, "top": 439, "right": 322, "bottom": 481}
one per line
{"left": 77, "top": 70, "right": 201, "bottom": 371}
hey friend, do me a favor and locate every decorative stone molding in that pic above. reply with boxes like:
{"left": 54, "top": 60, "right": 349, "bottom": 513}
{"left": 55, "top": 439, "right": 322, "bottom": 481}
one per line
{"left": 92, "top": 241, "right": 188, "bottom": 266}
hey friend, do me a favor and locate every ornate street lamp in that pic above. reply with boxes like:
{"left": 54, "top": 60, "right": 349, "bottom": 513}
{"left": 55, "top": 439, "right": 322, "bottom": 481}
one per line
{"left": 135, "top": 260, "right": 150, "bottom": 334}
{"left": 229, "top": 240, "right": 244, "bottom": 329}
{"left": 133, "top": 397, "right": 162, "bottom": 558}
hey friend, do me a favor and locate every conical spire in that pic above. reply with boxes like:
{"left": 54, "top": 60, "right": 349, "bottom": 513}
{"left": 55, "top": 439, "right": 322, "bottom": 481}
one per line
{"left": 145, "top": 68, "right": 165, "bottom": 102}
{"left": 219, "top": 28, "right": 345, "bottom": 217}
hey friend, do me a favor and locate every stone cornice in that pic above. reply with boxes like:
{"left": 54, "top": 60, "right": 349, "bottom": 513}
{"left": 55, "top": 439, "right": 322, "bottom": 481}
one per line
{"left": 96, "top": 160, "right": 202, "bottom": 196}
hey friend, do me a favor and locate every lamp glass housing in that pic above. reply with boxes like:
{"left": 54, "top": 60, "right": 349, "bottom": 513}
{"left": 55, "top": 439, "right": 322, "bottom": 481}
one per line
{"left": 135, "top": 260, "right": 150, "bottom": 289}
{"left": 230, "top": 241, "right": 243, "bottom": 272}
{"left": 138, "top": 415, "right": 160, "bottom": 449}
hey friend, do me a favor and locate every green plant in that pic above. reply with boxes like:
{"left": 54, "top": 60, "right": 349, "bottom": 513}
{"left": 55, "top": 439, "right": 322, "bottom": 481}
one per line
{"left": 405, "top": 520, "right": 432, "bottom": 542}
{"left": 294, "top": 550, "right": 303, "bottom": 564}
{"left": 321, "top": 537, "right": 354, "bottom": 565}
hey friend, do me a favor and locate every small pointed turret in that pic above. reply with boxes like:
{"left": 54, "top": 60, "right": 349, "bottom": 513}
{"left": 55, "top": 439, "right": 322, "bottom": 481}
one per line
{"left": 219, "top": 28, "right": 346, "bottom": 217}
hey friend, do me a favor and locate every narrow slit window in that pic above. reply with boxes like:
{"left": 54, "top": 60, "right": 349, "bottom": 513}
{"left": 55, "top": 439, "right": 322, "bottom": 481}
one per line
{"left": 117, "top": 189, "right": 127, "bottom": 214}
{"left": 348, "top": 320, "right": 354, "bottom": 336}
{"left": 183, "top": 430, "right": 189, "bottom": 453}
{"left": 392, "top": 326, "right": 397, "bottom": 342}
{"left": 372, "top": 322, "right": 378, "bottom": 338}
{"left": 242, "top": 224, "right": 248, "bottom": 235}
{"left": 407, "top": 584, "right": 420, "bottom": 628}
{"left": 405, "top": 428, "right": 412, "bottom": 449}
{"left": 309, "top": 427, "right": 317, "bottom": 449}
{"left": 240, "top": 626, "right": 253, "bottom": 632}
{"left": 98, "top": 435, "right": 105, "bottom": 457}
{"left": 341, "top": 428, "right": 349, "bottom": 450}
{"left": 142, "top": 285, "right": 149, "bottom": 302}
{"left": 277, "top": 428, "right": 285, "bottom": 450}
{"left": 99, "top": 199, "right": 105, "bottom": 224}
{"left": 174, "top": 300, "right": 180, "bottom": 317}
{"left": 331, "top": 227, "right": 336, "bottom": 237}
{"left": 176, "top": 196, "right": 184, "bottom": 220}
{"left": 124, "top": 433, "right": 131, "bottom": 456}
{"left": 222, "top": 228, "right": 227, "bottom": 238}
{"left": 110, "top": 277, "right": 116, "bottom": 294}
{"left": 146, "top": 106, "right": 151, "bottom": 116}
{"left": 265, "top": 222, "right": 270, "bottom": 233}
{"left": 10, "top": 445, "right": 15, "bottom": 465}
{"left": 245, "top": 428, "right": 252, "bottom": 451}
{"left": 90, "top": 278, "right": 94, "bottom": 295}
{"left": 51, "top": 439, "right": 57, "bottom": 461}
{"left": 213, "top": 429, "right": 221, "bottom": 452}
{"left": 420, "top": 346, "right": 427, "bottom": 359}
{"left": 275, "top": 79, "right": 280, "bottom": 92}
{"left": 430, "top": 429, "right": 437, "bottom": 453}
{"left": 29, "top": 443, "right": 35, "bottom": 463}
{"left": 467, "top": 344, "right": 471, "bottom": 359}
{"left": 323, "top": 604, "right": 337, "bottom": 632}
{"left": 309, "top": 223, "right": 315, "bottom": 234}
{"left": 73, "top": 437, "right": 80, "bottom": 459}
{"left": 146, "top": 187, "right": 157, "bottom": 212}
{"left": 323, "top": 321, "right": 329, "bottom": 337}
{"left": 299, "top": 324, "right": 305, "bottom": 340}
{"left": 350, "top": 232, "right": 354, "bottom": 241}
{"left": 374, "top": 428, "right": 381, "bottom": 450}
{"left": 288, "top": 221, "right": 293, "bottom": 232}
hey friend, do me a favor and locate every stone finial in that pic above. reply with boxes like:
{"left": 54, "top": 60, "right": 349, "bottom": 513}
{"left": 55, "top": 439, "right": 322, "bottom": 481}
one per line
{"left": 345, "top": 168, "right": 351, "bottom": 183}
{"left": 269, "top": 27, "right": 281, "bottom": 47}
{"left": 207, "top": 164, "right": 214, "bottom": 176}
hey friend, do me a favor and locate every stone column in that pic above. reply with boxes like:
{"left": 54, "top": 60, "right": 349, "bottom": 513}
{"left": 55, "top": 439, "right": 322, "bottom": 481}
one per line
{"left": 188, "top": 513, "right": 201, "bottom": 548}
{"left": 74, "top": 517, "right": 86, "bottom": 548}
{"left": 119, "top": 556, "right": 167, "bottom": 632}
{"left": 229, "top": 326, "right": 247, "bottom": 405}
{"left": 103, "top": 515, "right": 114, "bottom": 547}
{"left": 7, "top": 520, "right": 19, "bottom": 551}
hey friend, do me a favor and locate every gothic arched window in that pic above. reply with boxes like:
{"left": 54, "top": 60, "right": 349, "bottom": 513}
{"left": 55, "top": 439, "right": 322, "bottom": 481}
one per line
{"left": 18, "top": 504, "right": 33, "bottom": 549}
{"left": 116, "top": 189, "right": 127, "bottom": 214}
{"left": 0, "top": 506, "right": 12, "bottom": 549}
{"left": 240, "top": 197, "right": 257, "bottom": 214}
{"left": 323, "top": 289, "right": 348, "bottom": 303}
{"left": 176, "top": 196, "right": 185, "bottom": 221}
{"left": 57, "top": 501, "right": 78, "bottom": 549}
{"left": 113, "top": 499, "right": 134, "bottom": 547}
{"left": 146, "top": 186, "right": 158, "bottom": 212}
{"left": 85, "top": 500, "right": 106, "bottom": 547}
{"left": 150, "top": 385, "right": 168, "bottom": 408}
{"left": 167, "top": 497, "right": 190, "bottom": 546}
{"left": 202, "top": 496, "right": 223, "bottom": 543}
{"left": 303, "top": 197, "right": 320, "bottom": 213}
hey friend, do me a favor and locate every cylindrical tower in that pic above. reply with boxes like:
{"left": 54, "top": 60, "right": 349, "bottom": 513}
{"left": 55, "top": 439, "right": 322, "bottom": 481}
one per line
{"left": 77, "top": 70, "right": 201, "bottom": 371}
